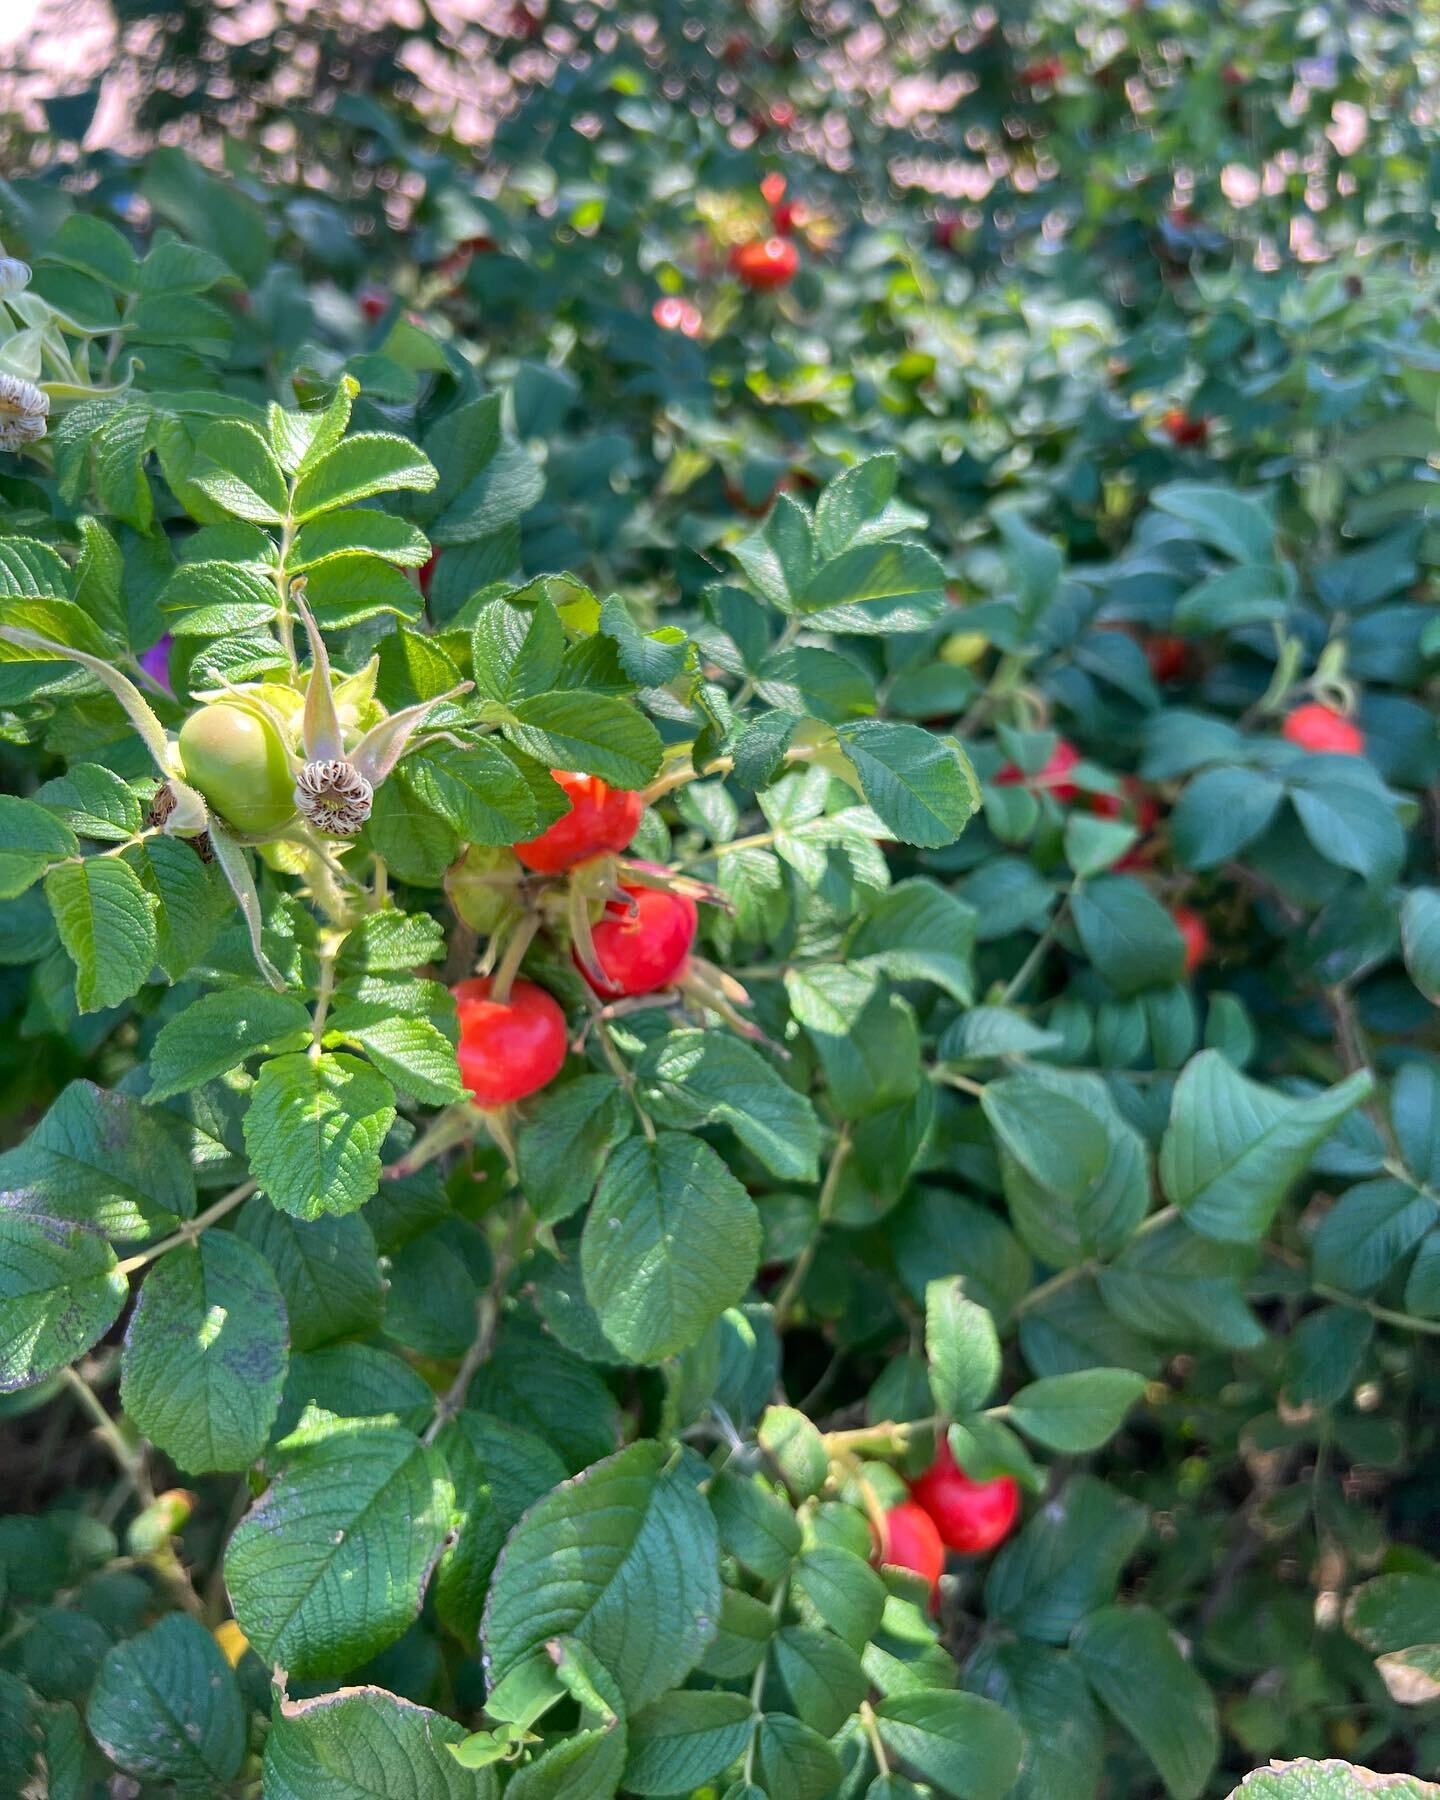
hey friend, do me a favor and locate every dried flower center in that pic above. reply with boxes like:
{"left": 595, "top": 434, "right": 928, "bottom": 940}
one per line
{"left": 0, "top": 372, "right": 49, "bottom": 450}
{"left": 294, "top": 758, "right": 373, "bottom": 836}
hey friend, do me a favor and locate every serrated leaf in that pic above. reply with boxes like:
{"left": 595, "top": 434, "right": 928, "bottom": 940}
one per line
{"left": 244, "top": 1051, "right": 396, "bottom": 1221}
{"left": 581, "top": 1133, "right": 760, "bottom": 1362}
{"left": 225, "top": 1421, "right": 453, "bottom": 1677}
{"left": 87, "top": 1615, "right": 245, "bottom": 1791}
{"left": 434, "top": 1412, "right": 567, "bottom": 1648}
{"left": 1072, "top": 1605, "right": 1219, "bottom": 1800}
{"left": 504, "top": 691, "right": 662, "bottom": 789}
{"left": 637, "top": 1030, "right": 819, "bottom": 1182}
{"left": 516, "top": 1075, "right": 632, "bottom": 1225}
{"left": 403, "top": 743, "right": 540, "bottom": 848}
{"left": 45, "top": 856, "right": 157, "bottom": 1012}
{"left": 121, "top": 1233, "right": 287, "bottom": 1473}
{"left": 848, "top": 878, "right": 977, "bottom": 1002}
{"left": 292, "top": 433, "right": 439, "bottom": 522}
{"left": 1401, "top": 889, "right": 1440, "bottom": 1003}
{"left": 1071, "top": 875, "right": 1185, "bottom": 996}
{"left": 189, "top": 420, "right": 288, "bottom": 524}
{"left": 327, "top": 998, "right": 464, "bottom": 1105}
{"left": 926, "top": 1278, "right": 1001, "bottom": 1417}
{"left": 0, "top": 1078, "right": 194, "bottom": 1241}
{"left": 483, "top": 1439, "right": 720, "bottom": 1711}
{"left": 623, "top": 1690, "right": 753, "bottom": 1795}
{"left": 1159, "top": 1052, "right": 1372, "bottom": 1241}
{"left": 833, "top": 721, "right": 980, "bottom": 848}
{"left": 874, "top": 1690, "right": 1024, "bottom": 1800}
{"left": 147, "top": 988, "right": 312, "bottom": 1101}
{"left": 0, "top": 1204, "right": 128, "bottom": 1391}
{"left": 235, "top": 1195, "right": 383, "bottom": 1353}
{"left": 984, "top": 1474, "right": 1147, "bottom": 1644}
{"left": 0, "top": 796, "right": 78, "bottom": 899}
{"left": 1007, "top": 1369, "right": 1147, "bottom": 1452}
{"left": 263, "top": 1685, "right": 497, "bottom": 1799}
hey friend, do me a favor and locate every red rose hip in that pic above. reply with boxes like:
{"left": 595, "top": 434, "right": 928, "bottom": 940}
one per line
{"left": 514, "top": 772, "right": 644, "bottom": 873}
{"left": 1282, "top": 702, "right": 1364, "bottom": 756}
{"left": 910, "top": 1441, "right": 1019, "bottom": 1554}
{"left": 1172, "top": 904, "right": 1209, "bottom": 975}
{"left": 729, "top": 237, "right": 800, "bottom": 291}
{"left": 582, "top": 884, "right": 698, "bottom": 999}
{"left": 453, "top": 977, "right": 567, "bottom": 1107}
{"left": 877, "top": 1500, "right": 945, "bottom": 1596}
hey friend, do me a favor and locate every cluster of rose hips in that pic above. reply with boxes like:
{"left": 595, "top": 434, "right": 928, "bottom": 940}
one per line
{"left": 451, "top": 773, "right": 698, "bottom": 1108}
{"left": 877, "top": 1441, "right": 1020, "bottom": 1600}
{"left": 995, "top": 699, "right": 1365, "bottom": 977}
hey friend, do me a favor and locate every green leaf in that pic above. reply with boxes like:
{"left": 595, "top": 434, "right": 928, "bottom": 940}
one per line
{"left": 773, "top": 1624, "right": 869, "bottom": 1736}
{"left": 483, "top": 1439, "right": 720, "bottom": 1712}
{"left": 290, "top": 510, "right": 431, "bottom": 571}
{"left": 1171, "top": 767, "right": 1286, "bottom": 869}
{"left": 1228, "top": 1762, "right": 1440, "bottom": 1798}
{"left": 433, "top": 1412, "right": 567, "bottom": 1647}
{"left": 1098, "top": 1214, "right": 1264, "bottom": 1351}
{"left": 339, "top": 908, "right": 447, "bottom": 974}
{"left": 982, "top": 1068, "right": 1149, "bottom": 1266}
{"left": 507, "top": 1725, "right": 626, "bottom": 1798}
{"left": 86, "top": 1615, "right": 245, "bottom": 1790}
{"left": 1159, "top": 1052, "right": 1373, "bottom": 1241}
{"left": 926, "top": 1278, "right": 1001, "bottom": 1417}
{"left": 791, "top": 1545, "right": 887, "bottom": 1651}
{"left": 1402, "top": 889, "right": 1440, "bottom": 1003}
{"left": 834, "top": 721, "right": 980, "bottom": 848}
{"left": 785, "top": 965, "right": 921, "bottom": 1121}
{"left": 292, "top": 433, "right": 439, "bottom": 522}
{"left": 801, "top": 542, "right": 948, "bottom": 633}
{"left": 384, "top": 1217, "right": 490, "bottom": 1359}
{"left": 0, "top": 1078, "right": 194, "bottom": 1241}
{"left": 33, "top": 764, "right": 142, "bottom": 842}
{"left": 874, "top": 1690, "right": 1025, "bottom": 1800}
{"left": 1154, "top": 482, "right": 1275, "bottom": 564}
{"left": 189, "top": 420, "right": 288, "bottom": 524}
{"left": 581, "top": 1134, "right": 760, "bottom": 1363}
{"left": 1311, "top": 1178, "right": 1434, "bottom": 1294}
{"left": 147, "top": 988, "right": 312, "bottom": 1101}
{"left": 516, "top": 1075, "right": 632, "bottom": 1225}
{"left": 710, "top": 1470, "right": 802, "bottom": 1582}
{"left": 985, "top": 1474, "right": 1147, "bottom": 1644}
{"left": 1288, "top": 762, "right": 1405, "bottom": 883}
{"left": 599, "top": 595, "right": 689, "bottom": 688}
{"left": 756, "top": 1713, "right": 843, "bottom": 1800}
{"left": 623, "top": 1691, "right": 753, "bottom": 1795}
{"left": 263, "top": 1685, "right": 498, "bottom": 1798}
{"left": 813, "top": 453, "right": 910, "bottom": 557}
{"left": 1346, "top": 1573, "right": 1440, "bottom": 1655}
{"left": 470, "top": 1321, "right": 620, "bottom": 1471}
{"left": 235, "top": 1195, "right": 383, "bottom": 1352}
{"left": 44, "top": 856, "right": 157, "bottom": 1012}
{"left": 1071, "top": 875, "right": 1185, "bottom": 996}
{"left": 1007, "top": 1369, "right": 1147, "bottom": 1452}
{"left": 225, "top": 1420, "right": 453, "bottom": 1677}
{"left": 638, "top": 1030, "right": 820, "bottom": 1183}
{"left": 120, "top": 1233, "right": 287, "bottom": 1473}
{"left": 327, "top": 998, "right": 464, "bottom": 1106}
{"left": 1072, "top": 1605, "right": 1220, "bottom": 1800}
{"left": 504, "top": 691, "right": 663, "bottom": 789}
{"left": 757, "top": 1405, "right": 829, "bottom": 1502}
{"left": 0, "top": 796, "right": 78, "bottom": 899}
{"left": 966, "top": 1640, "right": 1103, "bottom": 1800}
{"left": 244, "top": 1050, "right": 397, "bottom": 1221}
{"left": 848, "top": 878, "right": 976, "bottom": 1003}
{"left": 403, "top": 743, "right": 540, "bottom": 849}
{"left": 0, "top": 1205, "right": 127, "bottom": 1391}
{"left": 1284, "top": 1305, "right": 1373, "bottom": 1410}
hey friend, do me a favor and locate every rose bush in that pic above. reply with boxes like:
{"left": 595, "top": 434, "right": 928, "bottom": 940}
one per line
{"left": 0, "top": 6, "right": 1438, "bottom": 1799}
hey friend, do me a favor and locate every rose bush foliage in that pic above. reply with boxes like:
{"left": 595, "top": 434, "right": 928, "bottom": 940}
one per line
{"left": 1, "top": 4, "right": 1439, "bottom": 1797}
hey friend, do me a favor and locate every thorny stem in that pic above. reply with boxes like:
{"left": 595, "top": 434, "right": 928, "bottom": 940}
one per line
{"left": 114, "top": 1179, "right": 258, "bottom": 1276}
{"left": 772, "top": 1126, "right": 852, "bottom": 1329}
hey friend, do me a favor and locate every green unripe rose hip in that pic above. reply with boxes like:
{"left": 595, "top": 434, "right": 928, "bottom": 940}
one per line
{"left": 178, "top": 701, "right": 297, "bottom": 836}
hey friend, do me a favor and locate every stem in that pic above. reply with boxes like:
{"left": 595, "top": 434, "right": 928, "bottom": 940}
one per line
{"left": 742, "top": 1576, "right": 789, "bottom": 1782}
{"left": 62, "top": 1366, "right": 156, "bottom": 1508}
{"left": 275, "top": 516, "right": 297, "bottom": 677}
{"left": 859, "top": 1701, "right": 891, "bottom": 1778}
{"left": 732, "top": 618, "right": 801, "bottom": 712}
{"left": 1000, "top": 887, "right": 1074, "bottom": 1007}
{"left": 1313, "top": 1285, "right": 1440, "bottom": 1337}
{"left": 582, "top": 990, "right": 656, "bottom": 1142}
{"left": 772, "top": 1126, "right": 852, "bottom": 1329}
{"left": 822, "top": 1414, "right": 936, "bottom": 1454}
{"left": 114, "top": 1179, "right": 258, "bottom": 1276}
{"left": 309, "top": 931, "right": 345, "bottom": 1054}
{"left": 423, "top": 1235, "right": 517, "bottom": 1446}
{"left": 490, "top": 911, "right": 540, "bottom": 1004}
{"left": 673, "top": 826, "right": 780, "bottom": 873}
